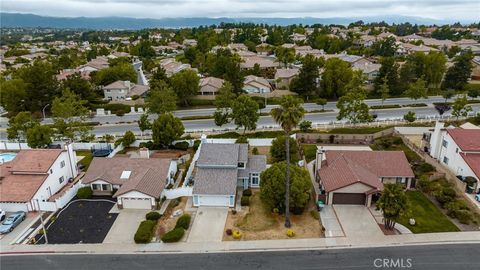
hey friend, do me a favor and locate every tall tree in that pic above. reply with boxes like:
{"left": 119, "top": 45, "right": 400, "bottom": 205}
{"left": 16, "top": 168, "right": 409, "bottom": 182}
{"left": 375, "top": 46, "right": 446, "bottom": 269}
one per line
{"left": 379, "top": 77, "right": 389, "bottom": 106}
{"left": 374, "top": 57, "right": 400, "bottom": 96}
{"left": 371, "top": 37, "right": 397, "bottom": 57}
{"left": 7, "top": 112, "right": 38, "bottom": 141}
{"left": 26, "top": 125, "right": 53, "bottom": 149}
{"left": 62, "top": 73, "right": 97, "bottom": 103}
{"left": 94, "top": 62, "right": 137, "bottom": 86}
{"left": 275, "top": 47, "right": 296, "bottom": 67}
{"left": 442, "top": 51, "right": 474, "bottom": 90}
{"left": 138, "top": 113, "right": 151, "bottom": 138}
{"left": 146, "top": 81, "right": 177, "bottom": 114}
{"left": 169, "top": 69, "right": 199, "bottom": 106}
{"left": 290, "top": 54, "right": 321, "bottom": 98}
{"left": 0, "top": 79, "right": 28, "bottom": 116}
{"left": 152, "top": 113, "right": 185, "bottom": 148}
{"left": 231, "top": 95, "right": 259, "bottom": 134}
{"left": 51, "top": 88, "right": 91, "bottom": 141}
{"left": 320, "top": 58, "right": 353, "bottom": 99}
{"left": 376, "top": 183, "right": 408, "bottom": 230}
{"left": 213, "top": 82, "right": 236, "bottom": 126}
{"left": 270, "top": 96, "right": 305, "bottom": 228}
{"left": 336, "top": 91, "right": 372, "bottom": 125}
{"left": 424, "top": 51, "right": 447, "bottom": 90}
{"left": 452, "top": 94, "right": 472, "bottom": 119}
{"left": 405, "top": 78, "right": 428, "bottom": 101}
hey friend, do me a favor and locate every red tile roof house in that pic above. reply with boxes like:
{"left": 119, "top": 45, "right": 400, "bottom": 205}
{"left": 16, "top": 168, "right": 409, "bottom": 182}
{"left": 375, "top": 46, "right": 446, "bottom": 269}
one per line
{"left": 81, "top": 152, "right": 177, "bottom": 209}
{"left": 429, "top": 122, "right": 480, "bottom": 192}
{"left": 314, "top": 150, "right": 414, "bottom": 206}
{"left": 0, "top": 144, "right": 78, "bottom": 212}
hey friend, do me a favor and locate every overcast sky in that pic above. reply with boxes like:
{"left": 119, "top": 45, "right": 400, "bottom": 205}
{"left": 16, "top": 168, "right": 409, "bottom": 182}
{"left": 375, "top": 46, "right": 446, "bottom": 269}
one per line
{"left": 2, "top": 0, "right": 479, "bottom": 21}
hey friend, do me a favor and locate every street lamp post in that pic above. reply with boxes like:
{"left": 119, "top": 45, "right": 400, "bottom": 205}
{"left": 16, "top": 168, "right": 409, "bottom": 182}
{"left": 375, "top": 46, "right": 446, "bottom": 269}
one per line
{"left": 42, "top": 104, "right": 50, "bottom": 121}
{"left": 36, "top": 199, "right": 48, "bottom": 244}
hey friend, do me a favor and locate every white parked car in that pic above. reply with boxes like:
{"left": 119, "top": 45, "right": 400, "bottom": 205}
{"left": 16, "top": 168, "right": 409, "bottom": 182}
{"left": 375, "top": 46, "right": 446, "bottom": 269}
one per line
{"left": 0, "top": 209, "right": 5, "bottom": 222}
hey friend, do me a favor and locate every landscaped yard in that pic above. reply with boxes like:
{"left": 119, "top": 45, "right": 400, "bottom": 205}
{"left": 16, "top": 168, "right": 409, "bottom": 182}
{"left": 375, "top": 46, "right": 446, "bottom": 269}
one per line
{"left": 223, "top": 192, "right": 323, "bottom": 240}
{"left": 155, "top": 197, "right": 190, "bottom": 241}
{"left": 301, "top": 144, "right": 317, "bottom": 163}
{"left": 76, "top": 150, "right": 94, "bottom": 169}
{"left": 34, "top": 199, "right": 118, "bottom": 244}
{"left": 397, "top": 191, "right": 459, "bottom": 233}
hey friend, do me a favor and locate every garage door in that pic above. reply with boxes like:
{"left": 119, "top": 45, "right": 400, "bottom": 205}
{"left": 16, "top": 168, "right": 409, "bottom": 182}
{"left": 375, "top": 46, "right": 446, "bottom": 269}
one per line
{"left": 122, "top": 198, "right": 152, "bottom": 209}
{"left": 197, "top": 195, "right": 230, "bottom": 207}
{"left": 332, "top": 193, "right": 366, "bottom": 205}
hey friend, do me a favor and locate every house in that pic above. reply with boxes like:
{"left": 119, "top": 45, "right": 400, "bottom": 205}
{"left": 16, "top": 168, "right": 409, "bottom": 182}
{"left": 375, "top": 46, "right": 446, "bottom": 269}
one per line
{"left": 428, "top": 122, "right": 480, "bottom": 192}
{"left": 227, "top": 43, "right": 248, "bottom": 51}
{"left": 240, "top": 55, "right": 277, "bottom": 69}
{"left": 102, "top": 80, "right": 149, "bottom": 101}
{"left": 78, "top": 56, "right": 109, "bottom": 73}
{"left": 290, "top": 33, "right": 307, "bottom": 42}
{"left": 82, "top": 151, "right": 177, "bottom": 209}
{"left": 472, "top": 56, "right": 480, "bottom": 80}
{"left": 159, "top": 58, "right": 192, "bottom": 76}
{"left": 192, "top": 142, "right": 267, "bottom": 207}
{"left": 274, "top": 68, "right": 299, "bottom": 90}
{"left": 0, "top": 144, "right": 78, "bottom": 212}
{"left": 352, "top": 62, "right": 381, "bottom": 82}
{"left": 314, "top": 150, "right": 414, "bottom": 206}
{"left": 243, "top": 75, "right": 273, "bottom": 94}
{"left": 183, "top": 39, "right": 198, "bottom": 47}
{"left": 198, "top": 77, "right": 225, "bottom": 96}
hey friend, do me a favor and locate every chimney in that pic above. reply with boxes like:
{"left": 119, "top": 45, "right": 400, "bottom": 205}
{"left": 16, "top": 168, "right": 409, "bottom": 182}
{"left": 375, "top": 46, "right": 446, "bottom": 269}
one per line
{"left": 139, "top": 147, "right": 150, "bottom": 159}
{"left": 314, "top": 147, "right": 325, "bottom": 180}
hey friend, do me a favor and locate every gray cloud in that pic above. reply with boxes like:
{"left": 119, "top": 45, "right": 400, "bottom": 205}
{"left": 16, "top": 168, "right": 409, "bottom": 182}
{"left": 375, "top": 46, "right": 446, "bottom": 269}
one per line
{"left": 1, "top": 0, "right": 479, "bottom": 21}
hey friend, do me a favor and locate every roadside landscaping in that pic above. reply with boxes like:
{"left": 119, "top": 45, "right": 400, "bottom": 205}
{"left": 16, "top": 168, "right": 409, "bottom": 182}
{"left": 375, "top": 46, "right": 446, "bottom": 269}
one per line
{"left": 301, "top": 144, "right": 317, "bottom": 163}
{"left": 223, "top": 191, "right": 323, "bottom": 241}
{"left": 155, "top": 197, "right": 191, "bottom": 242}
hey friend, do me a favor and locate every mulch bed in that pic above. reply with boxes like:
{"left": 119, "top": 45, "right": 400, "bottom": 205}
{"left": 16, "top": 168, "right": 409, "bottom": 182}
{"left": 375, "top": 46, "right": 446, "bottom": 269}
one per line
{"left": 34, "top": 199, "right": 118, "bottom": 244}
{"left": 378, "top": 224, "right": 400, "bottom": 235}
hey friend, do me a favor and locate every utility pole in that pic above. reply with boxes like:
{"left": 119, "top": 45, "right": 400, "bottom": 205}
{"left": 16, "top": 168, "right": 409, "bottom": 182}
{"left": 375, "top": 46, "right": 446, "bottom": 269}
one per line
{"left": 36, "top": 199, "right": 48, "bottom": 244}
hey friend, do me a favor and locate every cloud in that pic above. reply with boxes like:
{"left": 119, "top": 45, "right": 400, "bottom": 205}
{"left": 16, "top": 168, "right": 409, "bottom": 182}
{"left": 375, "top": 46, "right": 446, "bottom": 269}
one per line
{"left": 1, "top": 0, "right": 479, "bottom": 21}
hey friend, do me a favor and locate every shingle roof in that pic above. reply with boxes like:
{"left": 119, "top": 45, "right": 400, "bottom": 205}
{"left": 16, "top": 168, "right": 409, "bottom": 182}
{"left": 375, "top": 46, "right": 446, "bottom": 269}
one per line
{"left": 238, "top": 155, "right": 267, "bottom": 178}
{"left": 192, "top": 168, "right": 238, "bottom": 195}
{"left": 275, "top": 68, "right": 299, "bottom": 79}
{"left": 196, "top": 143, "right": 241, "bottom": 167}
{"left": 446, "top": 129, "right": 480, "bottom": 151}
{"left": 318, "top": 150, "right": 414, "bottom": 192}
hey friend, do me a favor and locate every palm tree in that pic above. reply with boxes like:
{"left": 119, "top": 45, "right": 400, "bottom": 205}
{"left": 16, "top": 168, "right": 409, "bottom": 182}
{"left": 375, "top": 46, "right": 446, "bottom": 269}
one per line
{"left": 270, "top": 95, "right": 305, "bottom": 228}
{"left": 376, "top": 183, "right": 408, "bottom": 230}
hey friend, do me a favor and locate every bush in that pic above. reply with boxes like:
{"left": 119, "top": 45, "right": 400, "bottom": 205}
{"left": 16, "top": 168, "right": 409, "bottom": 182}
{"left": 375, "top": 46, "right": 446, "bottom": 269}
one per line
{"left": 131, "top": 95, "right": 140, "bottom": 100}
{"left": 161, "top": 227, "right": 185, "bottom": 243}
{"left": 455, "top": 210, "right": 473, "bottom": 224}
{"left": 122, "top": 130, "right": 136, "bottom": 147}
{"left": 225, "top": 229, "right": 233, "bottom": 236}
{"left": 310, "top": 210, "right": 320, "bottom": 220}
{"left": 241, "top": 196, "right": 250, "bottom": 206}
{"left": 139, "top": 141, "right": 154, "bottom": 150}
{"left": 235, "top": 136, "right": 248, "bottom": 144}
{"left": 173, "top": 141, "right": 189, "bottom": 151}
{"left": 414, "top": 162, "right": 436, "bottom": 175}
{"left": 286, "top": 229, "right": 295, "bottom": 237}
{"left": 193, "top": 140, "right": 201, "bottom": 151}
{"left": 232, "top": 230, "right": 242, "bottom": 239}
{"left": 434, "top": 190, "right": 455, "bottom": 206}
{"left": 145, "top": 211, "right": 162, "bottom": 221}
{"left": 175, "top": 214, "right": 191, "bottom": 230}
{"left": 76, "top": 187, "right": 93, "bottom": 199}
{"left": 134, "top": 220, "right": 156, "bottom": 243}
{"left": 299, "top": 120, "right": 312, "bottom": 132}
{"left": 252, "top": 147, "right": 259, "bottom": 155}
{"left": 242, "top": 189, "right": 252, "bottom": 197}
{"left": 442, "top": 187, "right": 457, "bottom": 198}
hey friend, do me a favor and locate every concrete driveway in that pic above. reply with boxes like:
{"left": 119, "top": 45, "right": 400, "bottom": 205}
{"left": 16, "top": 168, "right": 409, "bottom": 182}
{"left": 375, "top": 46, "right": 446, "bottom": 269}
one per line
{"left": 0, "top": 213, "right": 37, "bottom": 246}
{"left": 333, "top": 205, "right": 383, "bottom": 242}
{"left": 103, "top": 209, "right": 150, "bottom": 244}
{"left": 319, "top": 206, "right": 344, "bottom": 237}
{"left": 187, "top": 207, "right": 228, "bottom": 243}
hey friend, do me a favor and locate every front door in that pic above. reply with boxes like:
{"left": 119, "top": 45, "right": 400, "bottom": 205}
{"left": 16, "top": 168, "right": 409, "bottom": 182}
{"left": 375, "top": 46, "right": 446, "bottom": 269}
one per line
{"left": 243, "top": 178, "right": 249, "bottom": 189}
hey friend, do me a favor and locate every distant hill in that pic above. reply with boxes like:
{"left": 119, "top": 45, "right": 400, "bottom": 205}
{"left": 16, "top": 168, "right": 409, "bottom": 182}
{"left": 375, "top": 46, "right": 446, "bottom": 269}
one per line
{"left": 0, "top": 12, "right": 456, "bottom": 30}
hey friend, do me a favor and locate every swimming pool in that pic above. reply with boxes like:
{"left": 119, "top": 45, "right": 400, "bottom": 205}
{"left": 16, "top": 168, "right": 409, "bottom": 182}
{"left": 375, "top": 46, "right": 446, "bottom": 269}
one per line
{"left": 0, "top": 153, "right": 17, "bottom": 164}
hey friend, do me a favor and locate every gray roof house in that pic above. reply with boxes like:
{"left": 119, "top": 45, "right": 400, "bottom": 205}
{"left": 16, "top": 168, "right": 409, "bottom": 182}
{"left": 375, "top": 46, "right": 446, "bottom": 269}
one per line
{"left": 192, "top": 143, "right": 267, "bottom": 207}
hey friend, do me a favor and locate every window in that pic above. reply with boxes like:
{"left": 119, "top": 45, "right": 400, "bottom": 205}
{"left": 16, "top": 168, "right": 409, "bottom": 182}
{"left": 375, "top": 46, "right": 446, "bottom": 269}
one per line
{"left": 456, "top": 148, "right": 459, "bottom": 153}
{"left": 59, "top": 176, "right": 64, "bottom": 184}
{"left": 251, "top": 173, "right": 260, "bottom": 186}
{"left": 102, "top": 184, "right": 110, "bottom": 191}
{"left": 92, "top": 184, "right": 101, "bottom": 190}
{"left": 229, "top": 195, "right": 235, "bottom": 206}
{"left": 396, "top": 177, "right": 405, "bottom": 184}
{"left": 238, "top": 162, "right": 245, "bottom": 168}
{"left": 60, "top": 160, "right": 65, "bottom": 168}
{"left": 443, "top": 156, "right": 449, "bottom": 164}
{"left": 50, "top": 169, "right": 53, "bottom": 174}
{"left": 442, "top": 139, "right": 448, "bottom": 148}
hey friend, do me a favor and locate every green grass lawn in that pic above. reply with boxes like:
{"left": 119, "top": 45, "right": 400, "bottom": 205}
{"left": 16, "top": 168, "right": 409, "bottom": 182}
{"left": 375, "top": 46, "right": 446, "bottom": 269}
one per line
{"left": 397, "top": 191, "right": 459, "bottom": 233}
{"left": 302, "top": 144, "right": 317, "bottom": 163}
{"left": 76, "top": 150, "right": 94, "bottom": 170}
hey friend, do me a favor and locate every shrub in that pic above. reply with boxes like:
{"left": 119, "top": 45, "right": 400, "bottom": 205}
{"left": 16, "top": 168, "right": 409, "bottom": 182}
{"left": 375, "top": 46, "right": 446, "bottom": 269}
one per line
{"left": 134, "top": 220, "right": 156, "bottom": 243}
{"left": 76, "top": 187, "right": 93, "bottom": 199}
{"left": 241, "top": 196, "right": 250, "bottom": 206}
{"left": 299, "top": 120, "right": 312, "bottom": 132}
{"left": 242, "top": 189, "right": 252, "bottom": 197}
{"left": 161, "top": 227, "right": 185, "bottom": 243}
{"left": 434, "top": 190, "right": 455, "bottom": 206}
{"left": 235, "top": 136, "right": 248, "bottom": 144}
{"left": 173, "top": 141, "right": 189, "bottom": 151}
{"left": 310, "top": 210, "right": 320, "bottom": 220}
{"left": 417, "top": 176, "right": 434, "bottom": 193}
{"left": 122, "top": 130, "right": 136, "bottom": 147}
{"left": 225, "top": 229, "right": 233, "bottom": 236}
{"left": 414, "top": 162, "right": 436, "bottom": 175}
{"left": 175, "top": 214, "right": 191, "bottom": 230}
{"left": 455, "top": 210, "right": 473, "bottom": 224}
{"left": 131, "top": 95, "right": 140, "bottom": 100}
{"left": 193, "top": 140, "right": 201, "bottom": 151}
{"left": 145, "top": 211, "right": 162, "bottom": 221}
{"left": 139, "top": 141, "right": 154, "bottom": 150}
{"left": 231, "top": 210, "right": 237, "bottom": 215}
{"left": 286, "top": 229, "right": 295, "bottom": 237}
{"left": 232, "top": 230, "right": 242, "bottom": 239}
{"left": 252, "top": 147, "right": 259, "bottom": 155}
{"left": 442, "top": 187, "right": 457, "bottom": 198}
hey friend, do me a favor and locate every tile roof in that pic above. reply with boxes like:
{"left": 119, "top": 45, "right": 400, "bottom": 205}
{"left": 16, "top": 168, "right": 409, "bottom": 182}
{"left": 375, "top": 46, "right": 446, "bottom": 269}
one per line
{"left": 275, "top": 68, "right": 299, "bottom": 79}
{"left": 192, "top": 168, "right": 238, "bottom": 195}
{"left": 83, "top": 157, "right": 172, "bottom": 198}
{"left": 446, "top": 129, "right": 480, "bottom": 151}
{"left": 9, "top": 149, "right": 63, "bottom": 173}
{"left": 461, "top": 153, "right": 480, "bottom": 179}
{"left": 318, "top": 150, "right": 414, "bottom": 192}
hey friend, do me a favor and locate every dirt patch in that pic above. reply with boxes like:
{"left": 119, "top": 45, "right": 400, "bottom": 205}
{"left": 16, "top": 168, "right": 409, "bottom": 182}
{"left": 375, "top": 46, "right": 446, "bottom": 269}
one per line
{"left": 378, "top": 224, "right": 400, "bottom": 235}
{"left": 223, "top": 192, "right": 323, "bottom": 241}
{"left": 250, "top": 146, "right": 272, "bottom": 162}
{"left": 150, "top": 149, "right": 189, "bottom": 159}
{"left": 155, "top": 197, "right": 190, "bottom": 241}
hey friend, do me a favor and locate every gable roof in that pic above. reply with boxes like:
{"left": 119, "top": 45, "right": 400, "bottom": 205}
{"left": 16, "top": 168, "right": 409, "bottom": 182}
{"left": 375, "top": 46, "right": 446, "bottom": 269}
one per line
{"left": 318, "top": 150, "right": 414, "bottom": 192}
{"left": 103, "top": 80, "right": 130, "bottom": 89}
{"left": 446, "top": 129, "right": 480, "bottom": 151}
{"left": 196, "top": 143, "right": 248, "bottom": 167}
{"left": 461, "top": 153, "right": 480, "bottom": 179}
{"left": 244, "top": 75, "right": 271, "bottom": 88}
{"left": 192, "top": 168, "right": 238, "bottom": 195}
{"left": 9, "top": 149, "right": 63, "bottom": 173}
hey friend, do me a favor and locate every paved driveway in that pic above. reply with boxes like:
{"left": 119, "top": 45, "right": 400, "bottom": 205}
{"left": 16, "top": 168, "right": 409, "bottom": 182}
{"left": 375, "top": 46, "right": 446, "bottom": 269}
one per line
{"left": 187, "top": 207, "right": 228, "bottom": 243}
{"left": 333, "top": 205, "right": 383, "bottom": 242}
{"left": 319, "top": 206, "right": 344, "bottom": 237}
{"left": 0, "top": 213, "right": 37, "bottom": 246}
{"left": 103, "top": 209, "right": 149, "bottom": 244}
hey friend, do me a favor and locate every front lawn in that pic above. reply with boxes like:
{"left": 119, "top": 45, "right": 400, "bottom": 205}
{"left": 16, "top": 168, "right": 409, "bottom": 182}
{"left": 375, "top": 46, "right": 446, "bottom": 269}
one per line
{"left": 397, "top": 191, "right": 459, "bottom": 233}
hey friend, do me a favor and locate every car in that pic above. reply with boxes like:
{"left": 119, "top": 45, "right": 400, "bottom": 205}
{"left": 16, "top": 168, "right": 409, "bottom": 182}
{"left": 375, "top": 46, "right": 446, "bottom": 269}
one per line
{"left": 0, "top": 209, "right": 5, "bottom": 221}
{"left": 0, "top": 211, "right": 26, "bottom": 234}
{"left": 475, "top": 194, "right": 480, "bottom": 202}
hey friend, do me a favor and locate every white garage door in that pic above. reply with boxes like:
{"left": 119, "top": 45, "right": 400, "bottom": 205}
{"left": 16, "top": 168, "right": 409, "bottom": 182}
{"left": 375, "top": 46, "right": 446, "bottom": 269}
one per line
{"left": 197, "top": 195, "right": 230, "bottom": 207}
{"left": 121, "top": 197, "right": 152, "bottom": 209}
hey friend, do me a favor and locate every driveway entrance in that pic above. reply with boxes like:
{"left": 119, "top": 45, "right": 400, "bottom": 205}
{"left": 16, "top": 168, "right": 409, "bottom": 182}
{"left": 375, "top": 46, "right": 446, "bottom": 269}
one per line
{"left": 333, "top": 205, "right": 383, "bottom": 241}
{"left": 187, "top": 207, "right": 228, "bottom": 242}
{"left": 103, "top": 209, "right": 149, "bottom": 244}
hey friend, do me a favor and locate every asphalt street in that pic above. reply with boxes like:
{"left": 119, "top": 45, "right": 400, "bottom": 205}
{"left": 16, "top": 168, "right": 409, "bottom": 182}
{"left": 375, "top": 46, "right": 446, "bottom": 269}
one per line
{"left": 1, "top": 244, "right": 479, "bottom": 270}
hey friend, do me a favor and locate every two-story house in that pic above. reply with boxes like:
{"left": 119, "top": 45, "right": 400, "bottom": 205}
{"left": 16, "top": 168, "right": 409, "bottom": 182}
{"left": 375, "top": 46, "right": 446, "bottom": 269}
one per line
{"left": 102, "top": 80, "right": 149, "bottom": 101}
{"left": 192, "top": 143, "right": 267, "bottom": 207}
{"left": 0, "top": 144, "right": 78, "bottom": 212}
{"left": 243, "top": 75, "right": 273, "bottom": 94}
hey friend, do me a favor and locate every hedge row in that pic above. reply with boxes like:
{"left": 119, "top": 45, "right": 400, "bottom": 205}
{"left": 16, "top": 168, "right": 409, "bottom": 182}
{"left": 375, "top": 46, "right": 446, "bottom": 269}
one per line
{"left": 134, "top": 220, "right": 156, "bottom": 243}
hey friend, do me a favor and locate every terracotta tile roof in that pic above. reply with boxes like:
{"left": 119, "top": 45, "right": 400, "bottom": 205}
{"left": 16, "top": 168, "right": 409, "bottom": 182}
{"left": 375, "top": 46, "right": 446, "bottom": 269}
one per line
{"left": 446, "top": 129, "right": 480, "bottom": 151}
{"left": 0, "top": 170, "right": 48, "bottom": 202}
{"left": 461, "top": 153, "right": 480, "bottom": 179}
{"left": 318, "top": 150, "right": 414, "bottom": 192}
{"left": 83, "top": 157, "right": 172, "bottom": 199}
{"left": 9, "top": 149, "right": 63, "bottom": 173}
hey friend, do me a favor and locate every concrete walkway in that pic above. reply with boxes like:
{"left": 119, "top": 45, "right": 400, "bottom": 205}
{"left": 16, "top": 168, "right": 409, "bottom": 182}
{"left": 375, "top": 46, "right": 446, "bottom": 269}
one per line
{"left": 319, "top": 206, "right": 344, "bottom": 237}
{"left": 159, "top": 169, "right": 184, "bottom": 215}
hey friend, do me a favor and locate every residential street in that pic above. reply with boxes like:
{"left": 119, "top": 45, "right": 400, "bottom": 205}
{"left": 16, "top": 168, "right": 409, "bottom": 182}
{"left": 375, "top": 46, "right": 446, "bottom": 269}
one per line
{"left": 1, "top": 244, "right": 479, "bottom": 270}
